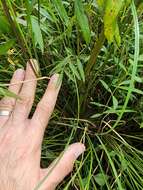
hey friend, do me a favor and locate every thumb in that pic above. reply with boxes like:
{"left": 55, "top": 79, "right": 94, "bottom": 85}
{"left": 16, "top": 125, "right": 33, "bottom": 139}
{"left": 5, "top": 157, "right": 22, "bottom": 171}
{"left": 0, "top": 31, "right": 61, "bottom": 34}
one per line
{"left": 39, "top": 143, "right": 85, "bottom": 190}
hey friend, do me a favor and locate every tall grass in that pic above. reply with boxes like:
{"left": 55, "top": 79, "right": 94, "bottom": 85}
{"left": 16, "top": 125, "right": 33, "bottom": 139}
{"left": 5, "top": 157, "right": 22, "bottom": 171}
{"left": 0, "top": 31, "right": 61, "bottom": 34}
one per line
{"left": 0, "top": 0, "right": 143, "bottom": 189}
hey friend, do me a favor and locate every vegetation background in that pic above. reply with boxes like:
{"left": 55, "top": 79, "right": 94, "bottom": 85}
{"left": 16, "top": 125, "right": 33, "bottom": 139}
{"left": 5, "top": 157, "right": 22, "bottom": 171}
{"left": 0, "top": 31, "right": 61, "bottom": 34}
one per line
{"left": 0, "top": 0, "right": 143, "bottom": 189}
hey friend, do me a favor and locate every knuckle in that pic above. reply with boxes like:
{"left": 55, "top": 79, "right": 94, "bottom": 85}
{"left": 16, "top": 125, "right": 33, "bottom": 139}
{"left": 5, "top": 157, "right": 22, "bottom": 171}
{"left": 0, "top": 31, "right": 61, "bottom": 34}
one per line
{"left": 0, "top": 98, "right": 15, "bottom": 109}
{"left": 63, "top": 162, "right": 74, "bottom": 174}
{"left": 37, "top": 102, "right": 50, "bottom": 113}
{"left": 18, "top": 95, "right": 33, "bottom": 107}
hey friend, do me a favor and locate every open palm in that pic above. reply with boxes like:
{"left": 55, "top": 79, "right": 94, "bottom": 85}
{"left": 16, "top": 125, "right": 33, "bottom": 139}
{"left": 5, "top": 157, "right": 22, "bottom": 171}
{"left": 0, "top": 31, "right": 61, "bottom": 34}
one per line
{"left": 0, "top": 59, "right": 85, "bottom": 190}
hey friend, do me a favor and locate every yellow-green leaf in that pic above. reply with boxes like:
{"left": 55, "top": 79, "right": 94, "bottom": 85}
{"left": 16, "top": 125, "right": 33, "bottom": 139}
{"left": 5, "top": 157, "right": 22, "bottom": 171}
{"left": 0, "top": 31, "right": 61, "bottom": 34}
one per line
{"left": 104, "top": 0, "right": 123, "bottom": 43}
{"left": 125, "top": 0, "right": 132, "bottom": 7}
{"left": 97, "top": 0, "right": 105, "bottom": 8}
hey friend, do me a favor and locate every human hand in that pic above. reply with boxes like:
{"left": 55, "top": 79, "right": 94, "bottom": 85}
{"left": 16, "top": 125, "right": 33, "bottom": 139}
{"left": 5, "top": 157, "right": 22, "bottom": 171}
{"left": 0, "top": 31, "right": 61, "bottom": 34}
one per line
{"left": 0, "top": 60, "right": 85, "bottom": 190}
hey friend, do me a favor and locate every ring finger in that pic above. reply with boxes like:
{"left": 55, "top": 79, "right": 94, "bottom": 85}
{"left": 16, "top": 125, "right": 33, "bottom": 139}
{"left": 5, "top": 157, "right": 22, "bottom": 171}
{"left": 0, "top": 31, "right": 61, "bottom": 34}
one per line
{"left": 0, "top": 69, "right": 25, "bottom": 125}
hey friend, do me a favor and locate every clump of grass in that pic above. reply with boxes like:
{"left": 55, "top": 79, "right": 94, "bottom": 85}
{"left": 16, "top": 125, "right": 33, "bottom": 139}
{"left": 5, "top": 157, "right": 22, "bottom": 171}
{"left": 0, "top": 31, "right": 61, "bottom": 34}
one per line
{"left": 0, "top": 0, "right": 143, "bottom": 189}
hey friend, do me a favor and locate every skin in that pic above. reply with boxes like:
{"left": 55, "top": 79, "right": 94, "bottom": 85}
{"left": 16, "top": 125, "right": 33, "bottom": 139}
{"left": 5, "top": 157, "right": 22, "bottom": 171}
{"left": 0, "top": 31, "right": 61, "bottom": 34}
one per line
{"left": 0, "top": 59, "right": 85, "bottom": 190}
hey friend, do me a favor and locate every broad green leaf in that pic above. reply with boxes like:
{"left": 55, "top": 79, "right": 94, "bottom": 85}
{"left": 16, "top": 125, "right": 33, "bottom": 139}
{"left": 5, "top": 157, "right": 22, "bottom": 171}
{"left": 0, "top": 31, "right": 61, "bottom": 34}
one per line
{"left": 0, "top": 40, "right": 15, "bottom": 55}
{"left": 75, "top": 0, "right": 91, "bottom": 44}
{"left": 94, "top": 173, "right": 109, "bottom": 186}
{"left": 77, "top": 58, "right": 85, "bottom": 82}
{"left": 52, "top": 0, "right": 69, "bottom": 26}
{"left": 31, "top": 16, "right": 44, "bottom": 53}
{"left": 0, "top": 16, "right": 10, "bottom": 34}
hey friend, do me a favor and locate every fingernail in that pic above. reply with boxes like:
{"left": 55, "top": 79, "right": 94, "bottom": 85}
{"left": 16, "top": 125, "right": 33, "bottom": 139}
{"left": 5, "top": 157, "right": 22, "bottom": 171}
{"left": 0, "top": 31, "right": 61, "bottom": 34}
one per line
{"left": 74, "top": 144, "right": 86, "bottom": 159}
{"left": 29, "top": 59, "right": 39, "bottom": 74}
{"left": 15, "top": 69, "right": 24, "bottom": 78}
{"left": 50, "top": 74, "right": 60, "bottom": 87}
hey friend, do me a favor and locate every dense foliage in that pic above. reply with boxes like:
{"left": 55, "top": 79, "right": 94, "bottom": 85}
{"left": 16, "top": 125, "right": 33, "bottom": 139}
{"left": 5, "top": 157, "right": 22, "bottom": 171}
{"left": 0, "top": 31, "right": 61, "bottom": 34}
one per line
{"left": 0, "top": 0, "right": 143, "bottom": 189}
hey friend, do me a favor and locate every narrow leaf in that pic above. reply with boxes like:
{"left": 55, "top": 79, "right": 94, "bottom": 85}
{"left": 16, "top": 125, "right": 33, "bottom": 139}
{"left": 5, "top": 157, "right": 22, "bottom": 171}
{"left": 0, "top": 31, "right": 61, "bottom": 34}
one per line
{"left": 69, "top": 63, "right": 81, "bottom": 80}
{"left": 75, "top": 0, "right": 91, "bottom": 44}
{"left": 0, "top": 87, "right": 20, "bottom": 99}
{"left": 100, "top": 79, "right": 112, "bottom": 93}
{"left": 112, "top": 96, "right": 118, "bottom": 110}
{"left": 31, "top": 16, "right": 44, "bottom": 53}
{"left": 114, "top": 21, "right": 121, "bottom": 46}
{"left": 77, "top": 58, "right": 85, "bottom": 82}
{"left": 52, "top": 0, "right": 69, "bottom": 26}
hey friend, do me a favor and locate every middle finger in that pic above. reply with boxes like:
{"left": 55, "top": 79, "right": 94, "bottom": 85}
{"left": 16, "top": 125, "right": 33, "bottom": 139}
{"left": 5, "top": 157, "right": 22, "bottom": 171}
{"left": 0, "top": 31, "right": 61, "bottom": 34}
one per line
{"left": 12, "top": 59, "right": 38, "bottom": 121}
